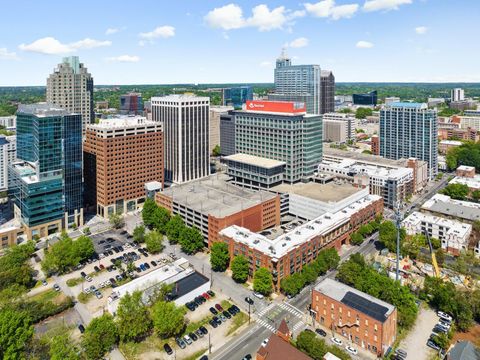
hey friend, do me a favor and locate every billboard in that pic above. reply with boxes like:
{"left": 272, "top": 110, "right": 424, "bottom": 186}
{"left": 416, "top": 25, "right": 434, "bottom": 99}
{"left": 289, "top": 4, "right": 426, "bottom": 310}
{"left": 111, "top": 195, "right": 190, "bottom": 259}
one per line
{"left": 245, "top": 100, "right": 306, "bottom": 114}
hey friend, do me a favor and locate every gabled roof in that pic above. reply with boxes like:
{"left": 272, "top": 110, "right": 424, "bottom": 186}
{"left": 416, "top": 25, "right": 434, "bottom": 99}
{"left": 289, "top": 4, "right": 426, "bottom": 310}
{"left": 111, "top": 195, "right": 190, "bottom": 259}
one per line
{"left": 448, "top": 341, "right": 480, "bottom": 360}
{"left": 257, "top": 333, "right": 312, "bottom": 360}
{"left": 277, "top": 319, "right": 290, "bottom": 336}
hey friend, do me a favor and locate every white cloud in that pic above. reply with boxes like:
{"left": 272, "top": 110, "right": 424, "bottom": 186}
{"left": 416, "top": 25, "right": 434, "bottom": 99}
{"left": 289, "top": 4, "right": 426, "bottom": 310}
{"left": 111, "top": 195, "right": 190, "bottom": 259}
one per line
{"left": 19, "top": 37, "right": 111, "bottom": 55}
{"left": 0, "top": 48, "right": 19, "bottom": 60}
{"left": 259, "top": 61, "right": 272, "bottom": 67}
{"left": 363, "top": 0, "right": 412, "bottom": 12}
{"left": 105, "top": 28, "right": 119, "bottom": 35}
{"left": 139, "top": 25, "right": 175, "bottom": 40}
{"left": 356, "top": 40, "right": 374, "bottom": 48}
{"left": 288, "top": 37, "right": 309, "bottom": 48}
{"left": 415, "top": 26, "right": 428, "bottom": 34}
{"left": 304, "top": 0, "right": 359, "bottom": 20}
{"left": 205, "top": 3, "right": 305, "bottom": 32}
{"left": 106, "top": 55, "right": 140, "bottom": 63}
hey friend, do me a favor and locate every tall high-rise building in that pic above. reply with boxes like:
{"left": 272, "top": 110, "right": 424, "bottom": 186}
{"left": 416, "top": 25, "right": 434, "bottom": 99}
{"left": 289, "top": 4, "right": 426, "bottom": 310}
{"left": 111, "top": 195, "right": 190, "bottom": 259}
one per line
{"left": 46, "top": 56, "right": 94, "bottom": 133}
{"left": 9, "top": 104, "right": 83, "bottom": 239}
{"left": 270, "top": 49, "right": 321, "bottom": 115}
{"left": 151, "top": 95, "right": 210, "bottom": 183}
{"left": 0, "top": 135, "right": 16, "bottom": 192}
{"left": 451, "top": 88, "right": 465, "bottom": 102}
{"left": 83, "top": 116, "right": 163, "bottom": 217}
{"left": 234, "top": 100, "right": 322, "bottom": 183}
{"left": 120, "top": 92, "right": 143, "bottom": 115}
{"left": 380, "top": 102, "right": 438, "bottom": 179}
{"left": 209, "top": 106, "right": 233, "bottom": 154}
{"left": 219, "top": 111, "right": 236, "bottom": 156}
{"left": 222, "top": 86, "right": 253, "bottom": 108}
{"left": 320, "top": 70, "right": 335, "bottom": 114}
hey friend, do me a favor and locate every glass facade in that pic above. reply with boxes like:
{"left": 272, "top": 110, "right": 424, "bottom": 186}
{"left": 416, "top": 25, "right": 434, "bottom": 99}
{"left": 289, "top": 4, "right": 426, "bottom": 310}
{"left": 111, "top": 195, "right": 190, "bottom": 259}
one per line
{"left": 63, "top": 114, "right": 83, "bottom": 216}
{"left": 222, "top": 86, "right": 253, "bottom": 109}
{"left": 353, "top": 91, "right": 377, "bottom": 106}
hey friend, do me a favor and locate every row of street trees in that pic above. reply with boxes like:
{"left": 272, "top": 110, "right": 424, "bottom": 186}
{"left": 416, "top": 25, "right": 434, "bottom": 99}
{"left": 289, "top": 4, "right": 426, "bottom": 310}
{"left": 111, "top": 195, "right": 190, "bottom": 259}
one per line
{"left": 349, "top": 217, "right": 382, "bottom": 245}
{"left": 141, "top": 198, "right": 204, "bottom": 254}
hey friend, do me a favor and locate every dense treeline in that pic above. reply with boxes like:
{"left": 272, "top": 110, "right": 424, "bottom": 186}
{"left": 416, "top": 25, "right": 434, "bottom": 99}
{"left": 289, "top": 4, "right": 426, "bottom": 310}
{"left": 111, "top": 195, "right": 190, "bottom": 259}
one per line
{"left": 336, "top": 254, "right": 418, "bottom": 329}
{"left": 446, "top": 142, "right": 480, "bottom": 172}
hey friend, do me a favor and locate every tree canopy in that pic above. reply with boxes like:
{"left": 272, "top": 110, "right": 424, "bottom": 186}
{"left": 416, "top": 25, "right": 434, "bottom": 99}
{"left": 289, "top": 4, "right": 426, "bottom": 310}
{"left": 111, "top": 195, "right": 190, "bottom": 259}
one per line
{"left": 142, "top": 198, "right": 158, "bottom": 228}
{"left": 179, "top": 226, "right": 204, "bottom": 254}
{"left": 82, "top": 314, "right": 118, "bottom": 360}
{"left": 145, "top": 229, "right": 164, "bottom": 254}
{"left": 165, "top": 215, "right": 184, "bottom": 244}
{"left": 42, "top": 235, "right": 94, "bottom": 275}
{"left": 446, "top": 141, "right": 480, "bottom": 171}
{"left": 231, "top": 255, "right": 249, "bottom": 283}
{"left": 296, "top": 330, "right": 350, "bottom": 360}
{"left": 253, "top": 267, "right": 273, "bottom": 296}
{"left": 379, "top": 220, "right": 406, "bottom": 253}
{"left": 151, "top": 207, "right": 171, "bottom": 234}
{"left": 0, "top": 241, "right": 35, "bottom": 291}
{"left": 210, "top": 242, "right": 230, "bottom": 272}
{"left": 116, "top": 291, "right": 152, "bottom": 342}
{"left": 49, "top": 334, "right": 80, "bottom": 360}
{"left": 0, "top": 308, "right": 33, "bottom": 360}
{"left": 355, "top": 107, "right": 373, "bottom": 119}
{"left": 133, "top": 225, "right": 146, "bottom": 243}
{"left": 151, "top": 301, "right": 185, "bottom": 338}
{"left": 440, "top": 183, "right": 470, "bottom": 200}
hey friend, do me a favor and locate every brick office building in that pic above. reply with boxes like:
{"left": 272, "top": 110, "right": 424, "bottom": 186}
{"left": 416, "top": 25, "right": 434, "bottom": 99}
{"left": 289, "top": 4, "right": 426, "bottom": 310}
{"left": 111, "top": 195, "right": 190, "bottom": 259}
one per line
{"left": 311, "top": 278, "right": 397, "bottom": 357}
{"left": 218, "top": 194, "right": 383, "bottom": 291}
{"left": 84, "top": 116, "right": 163, "bottom": 217}
{"left": 155, "top": 173, "right": 280, "bottom": 246}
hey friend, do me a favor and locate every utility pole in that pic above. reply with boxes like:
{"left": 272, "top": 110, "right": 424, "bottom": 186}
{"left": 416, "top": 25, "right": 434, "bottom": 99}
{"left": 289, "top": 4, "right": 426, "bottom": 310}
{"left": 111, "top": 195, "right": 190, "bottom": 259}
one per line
{"left": 209, "top": 333, "right": 212, "bottom": 354}
{"left": 248, "top": 301, "right": 251, "bottom": 324}
{"left": 395, "top": 203, "right": 401, "bottom": 282}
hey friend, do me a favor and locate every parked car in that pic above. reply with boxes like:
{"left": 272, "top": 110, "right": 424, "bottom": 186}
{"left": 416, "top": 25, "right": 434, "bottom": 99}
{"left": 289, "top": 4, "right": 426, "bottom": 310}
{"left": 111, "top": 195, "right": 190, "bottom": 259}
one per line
{"left": 199, "top": 356, "right": 208, "bottom": 360}
{"left": 80, "top": 271, "right": 87, "bottom": 278}
{"left": 220, "top": 314, "right": 227, "bottom": 322}
{"left": 53, "top": 284, "right": 60, "bottom": 291}
{"left": 331, "top": 337, "right": 343, "bottom": 346}
{"left": 99, "top": 264, "right": 105, "bottom": 270}
{"left": 140, "top": 264, "right": 146, "bottom": 271}
{"left": 223, "top": 310, "right": 231, "bottom": 319}
{"left": 115, "top": 274, "right": 123, "bottom": 281}
{"left": 189, "top": 332, "right": 198, "bottom": 341}
{"left": 183, "top": 335, "right": 192, "bottom": 345}
{"left": 437, "top": 311, "right": 453, "bottom": 323}
{"left": 85, "top": 276, "right": 93, "bottom": 282}
{"left": 195, "top": 328, "right": 204, "bottom": 338}
{"left": 212, "top": 316, "right": 221, "bottom": 325}
{"left": 84, "top": 288, "right": 91, "bottom": 295}
{"left": 207, "top": 290, "right": 215, "bottom": 297}
{"left": 151, "top": 260, "right": 157, "bottom": 267}
{"left": 345, "top": 345, "right": 358, "bottom": 355}
{"left": 245, "top": 297, "right": 254, "bottom": 305}
{"left": 199, "top": 326, "right": 208, "bottom": 334}
{"left": 202, "top": 292, "right": 210, "bottom": 300}
{"left": 395, "top": 348, "right": 407, "bottom": 359}
{"left": 438, "top": 320, "right": 451, "bottom": 329}
{"left": 163, "top": 343, "right": 173, "bottom": 355}
{"left": 228, "top": 307, "right": 237, "bottom": 316}
{"left": 95, "top": 291, "right": 102, "bottom": 299}
{"left": 144, "top": 262, "right": 150, "bottom": 270}
{"left": 209, "top": 307, "right": 218, "bottom": 315}
{"left": 175, "top": 337, "right": 186, "bottom": 349}
{"left": 261, "top": 338, "right": 269, "bottom": 347}
{"left": 315, "top": 328, "right": 327, "bottom": 337}
{"left": 230, "top": 305, "right": 240, "bottom": 313}
{"left": 78, "top": 324, "right": 85, "bottom": 333}
{"left": 209, "top": 319, "right": 218, "bottom": 328}
{"left": 433, "top": 325, "right": 448, "bottom": 334}
{"left": 41, "top": 279, "right": 48, "bottom": 286}
{"left": 94, "top": 266, "right": 100, "bottom": 272}
{"left": 242, "top": 355, "right": 252, "bottom": 360}
{"left": 427, "top": 340, "right": 441, "bottom": 351}
{"left": 253, "top": 292, "right": 264, "bottom": 299}
{"left": 215, "top": 304, "right": 224, "bottom": 312}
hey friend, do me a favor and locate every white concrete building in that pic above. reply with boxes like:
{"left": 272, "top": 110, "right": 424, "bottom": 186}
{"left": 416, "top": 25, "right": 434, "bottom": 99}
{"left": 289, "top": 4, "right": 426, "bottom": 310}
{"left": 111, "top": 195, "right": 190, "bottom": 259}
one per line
{"left": 449, "top": 174, "right": 480, "bottom": 191}
{"left": 151, "top": 95, "right": 210, "bottom": 184}
{"left": 322, "top": 112, "right": 356, "bottom": 142}
{"left": 0, "top": 116, "right": 16, "bottom": 131}
{"left": 403, "top": 212, "right": 472, "bottom": 256}
{"left": 451, "top": 88, "right": 465, "bottom": 102}
{"left": 0, "top": 135, "right": 16, "bottom": 192}
{"left": 47, "top": 56, "right": 94, "bottom": 134}
{"left": 384, "top": 97, "right": 400, "bottom": 105}
{"left": 107, "top": 258, "right": 210, "bottom": 314}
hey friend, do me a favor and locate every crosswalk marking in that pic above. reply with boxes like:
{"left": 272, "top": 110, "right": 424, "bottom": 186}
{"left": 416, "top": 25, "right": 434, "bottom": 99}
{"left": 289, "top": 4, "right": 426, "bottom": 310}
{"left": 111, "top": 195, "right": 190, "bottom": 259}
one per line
{"left": 257, "top": 303, "right": 276, "bottom": 317}
{"left": 278, "top": 302, "right": 304, "bottom": 318}
{"left": 256, "top": 318, "right": 276, "bottom": 332}
{"left": 292, "top": 321, "right": 305, "bottom": 332}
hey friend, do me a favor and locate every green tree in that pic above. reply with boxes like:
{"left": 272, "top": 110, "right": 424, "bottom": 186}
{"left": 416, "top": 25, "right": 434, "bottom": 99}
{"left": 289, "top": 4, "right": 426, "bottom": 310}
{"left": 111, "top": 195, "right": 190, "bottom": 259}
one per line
{"left": 280, "top": 272, "right": 306, "bottom": 296}
{"left": 133, "top": 225, "right": 146, "bottom": 243}
{"left": 435, "top": 248, "right": 446, "bottom": 266}
{"left": 433, "top": 332, "right": 450, "bottom": 350}
{"left": 212, "top": 144, "right": 221, "bottom": 157}
{"left": 145, "top": 229, "right": 164, "bottom": 254}
{"left": 253, "top": 267, "right": 273, "bottom": 296}
{"left": 109, "top": 212, "right": 124, "bottom": 229}
{"left": 42, "top": 235, "right": 94, "bottom": 275}
{"left": 0, "top": 309, "right": 33, "bottom": 360}
{"left": 349, "top": 232, "right": 364, "bottom": 245}
{"left": 296, "top": 330, "right": 328, "bottom": 359}
{"left": 151, "top": 301, "right": 185, "bottom": 338}
{"left": 165, "top": 215, "right": 185, "bottom": 244}
{"left": 210, "top": 242, "right": 230, "bottom": 272}
{"left": 82, "top": 314, "right": 118, "bottom": 360}
{"left": 440, "top": 183, "right": 470, "bottom": 200}
{"left": 472, "top": 190, "right": 480, "bottom": 202}
{"left": 49, "top": 334, "right": 80, "bottom": 360}
{"left": 178, "top": 226, "right": 204, "bottom": 254}
{"left": 0, "top": 241, "right": 35, "bottom": 291}
{"left": 402, "top": 234, "right": 426, "bottom": 259}
{"left": 72, "top": 235, "right": 95, "bottom": 260}
{"left": 116, "top": 291, "right": 152, "bottom": 342}
{"left": 231, "top": 255, "right": 249, "bottom": 283}
{"left": 142, "top": 198, "right": 158, "bottom": 228}
{"left": 355, "top": 107, "right": 373, "bottom": 119}
{"left": 379, "top": 221, "right": 406, "bottom": 252}
{"left": 151, "top": 207, "right": 170, "bottom": 233}
{"left": 83, "top": 227, "right": 91, "bottom": 235}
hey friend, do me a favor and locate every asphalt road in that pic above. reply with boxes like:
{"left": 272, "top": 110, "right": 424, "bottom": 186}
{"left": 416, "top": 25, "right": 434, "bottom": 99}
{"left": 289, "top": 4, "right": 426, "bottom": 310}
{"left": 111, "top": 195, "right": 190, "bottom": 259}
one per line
{"left": 211, "top": 236, "right": 381, "bottom": 360}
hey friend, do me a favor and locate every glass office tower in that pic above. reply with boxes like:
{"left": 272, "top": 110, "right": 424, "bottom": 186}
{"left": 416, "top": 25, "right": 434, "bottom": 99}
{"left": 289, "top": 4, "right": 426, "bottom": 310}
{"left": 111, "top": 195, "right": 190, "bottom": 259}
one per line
{"left": 222, "top": 86, "right": 253, "bottom": 109}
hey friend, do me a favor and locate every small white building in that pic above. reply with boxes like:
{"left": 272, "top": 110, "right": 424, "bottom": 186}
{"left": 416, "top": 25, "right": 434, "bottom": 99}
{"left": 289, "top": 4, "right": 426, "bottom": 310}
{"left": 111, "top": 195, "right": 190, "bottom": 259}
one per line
{"left": 402, "top": 212, "right": 472, "bottom": 256}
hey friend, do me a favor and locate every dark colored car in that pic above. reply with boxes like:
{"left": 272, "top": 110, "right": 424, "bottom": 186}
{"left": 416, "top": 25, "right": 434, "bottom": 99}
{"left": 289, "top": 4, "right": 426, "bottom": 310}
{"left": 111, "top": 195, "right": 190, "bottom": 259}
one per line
{"left": 175, "top": 337, "right": 186, "bottom": 349}
{"left": 78, "top": 324, "right": 85, "bottom": 333}
{"left": 113, "top": 247, "right": 120, "bottom": 253}
{"left": 223, "top": 310, "right": 231, "bottom": 319}
{"left": 315, "top": 328, "right": 327, "bottom": 337}
{"left": 230, "top": 305, "right": 240, "bottom": 313}
{"left": 140, "top": 264, "right": 146, "bottom": 271}
{"left": 242, "top": 355, "right": 252, "bottom": 360}
{"left": 144, "top": 263, "right": 150, "bottom": 270}
{"left": 118, "top": 245, "right": 124, "bottom": 252}
{"left": 80, "top": 271, "right": 87, "bottom": 278}
{"left": 199, "top": 356, "right": 208, "bottom": 360}
{"left": 99, "top": 240, "right": 105, "bottom": 244}
{"left": 209, "top": 307, "right": 218, "bottom": 315}
{"left": 228, "top": 307, "right": 237, "bottom": 316}
{"left": 195, "top": 329, "right": 204, "bottom": 338}
{"left": 93, "top": 266, "right": 100, "bottom": 272}
{"left": 189, "top": 332, "right": 198, "bottom": 341}
{"left": 99, "top": 264, "right": 105, "bottom": 270}
{"left": 107, "top": 249, "right": 114, "bottom": 256}
{"left": 199, "top": 326, "right": 208, "bottom": 334}
{"left": 115, "top": 274, "right": 123, "bottom": 281}
{"left": 136, "top": 267, "right": 142, "bottom": 273}
{"left": 215, "top": 304, "right": 224, "bottom": 312}
{"left": 245, "top": 297, "right": 254, "bottom": 305}
{"left": 209, "top": 319, "right": 218, "bottom": 328}
{"left": 163, "top": 343, "right": 173, "bottom": 355}
{"left": 120, "top": 230, "right": 128, "bottom": 235}
{"left": 194, "top": 297, "right": 203, "bottom": 306}
{"left": 107, "top": 238, "right": 115, "bottom": 243}
{"left": 151, "top": 260, "right": 157, "bottom": 267}
{"left": 207, "top": 290, "right": 215, "bottom": 297}
{"left": 212, "top": 316, "right": 221, "bottom": 325}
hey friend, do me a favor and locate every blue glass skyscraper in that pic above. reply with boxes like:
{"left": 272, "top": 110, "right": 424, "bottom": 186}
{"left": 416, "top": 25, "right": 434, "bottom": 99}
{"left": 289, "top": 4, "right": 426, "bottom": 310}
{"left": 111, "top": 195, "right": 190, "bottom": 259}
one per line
{"left": 222, "top": 86, "right": 253, "bottom": 109}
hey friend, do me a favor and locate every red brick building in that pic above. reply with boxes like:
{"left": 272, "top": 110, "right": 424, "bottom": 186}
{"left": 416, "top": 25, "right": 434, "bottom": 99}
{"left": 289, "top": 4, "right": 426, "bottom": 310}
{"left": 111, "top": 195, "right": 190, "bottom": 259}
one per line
{"left": 218, "top": 195, "right": 383, "bottom": 291}
{"left": 370, "top": 135, "right": 380, "bottom": 155}
{"left": 438, "top": 127, "right": 479, "bottom": 142}
{"left": 311, "top": 278, "right": 397, "bottom": 357}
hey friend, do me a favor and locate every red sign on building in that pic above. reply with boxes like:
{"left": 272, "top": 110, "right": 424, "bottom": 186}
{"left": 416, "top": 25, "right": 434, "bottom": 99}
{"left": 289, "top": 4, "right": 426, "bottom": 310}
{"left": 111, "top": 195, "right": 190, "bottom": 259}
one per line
{"left": 245, "top": 100, "right": 306, "bottom": 114}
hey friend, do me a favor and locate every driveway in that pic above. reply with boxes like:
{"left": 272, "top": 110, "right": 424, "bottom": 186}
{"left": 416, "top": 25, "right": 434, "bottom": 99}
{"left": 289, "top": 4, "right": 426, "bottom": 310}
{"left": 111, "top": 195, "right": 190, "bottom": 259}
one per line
{"left": 398, "top": 307, "right": 438, "bottom": 360}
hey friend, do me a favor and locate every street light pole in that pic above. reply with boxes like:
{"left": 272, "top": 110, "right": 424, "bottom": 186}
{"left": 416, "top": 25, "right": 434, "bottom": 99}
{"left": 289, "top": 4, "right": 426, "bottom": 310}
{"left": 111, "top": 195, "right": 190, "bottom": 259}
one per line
{"left": 209, "top": 333, "right": 212, "bottom": 354}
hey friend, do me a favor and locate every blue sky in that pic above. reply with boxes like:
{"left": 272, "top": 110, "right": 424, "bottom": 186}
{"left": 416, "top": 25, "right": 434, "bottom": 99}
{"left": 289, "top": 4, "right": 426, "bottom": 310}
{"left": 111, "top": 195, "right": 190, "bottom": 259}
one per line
{"left": 0, "top": 0, "right": 479, "bottom": 86}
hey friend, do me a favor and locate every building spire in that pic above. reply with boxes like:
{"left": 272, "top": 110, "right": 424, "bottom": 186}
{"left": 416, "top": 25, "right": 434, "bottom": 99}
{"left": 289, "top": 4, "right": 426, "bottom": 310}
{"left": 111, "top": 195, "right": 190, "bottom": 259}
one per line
{"left": 276, "top": 47, "right": 291, "bottom": 68}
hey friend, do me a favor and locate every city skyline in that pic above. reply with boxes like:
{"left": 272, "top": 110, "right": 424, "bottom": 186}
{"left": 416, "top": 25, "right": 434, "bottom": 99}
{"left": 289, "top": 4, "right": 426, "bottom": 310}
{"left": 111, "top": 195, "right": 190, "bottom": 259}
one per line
{"left": 1, "top": 0, "right": 479, "bottom": 86}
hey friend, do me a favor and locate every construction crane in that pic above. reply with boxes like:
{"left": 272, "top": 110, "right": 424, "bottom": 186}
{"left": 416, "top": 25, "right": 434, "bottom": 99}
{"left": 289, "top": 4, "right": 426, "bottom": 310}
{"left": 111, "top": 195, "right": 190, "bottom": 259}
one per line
{"left": 424, "top": 230, "right": 441, "bottom": 278}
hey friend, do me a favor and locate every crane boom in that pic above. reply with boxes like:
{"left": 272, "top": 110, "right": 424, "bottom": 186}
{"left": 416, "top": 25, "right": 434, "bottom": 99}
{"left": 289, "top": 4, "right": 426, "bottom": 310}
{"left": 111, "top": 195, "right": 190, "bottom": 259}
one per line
{"left": 424, "top": 230, "right": 441, "bottom": 278}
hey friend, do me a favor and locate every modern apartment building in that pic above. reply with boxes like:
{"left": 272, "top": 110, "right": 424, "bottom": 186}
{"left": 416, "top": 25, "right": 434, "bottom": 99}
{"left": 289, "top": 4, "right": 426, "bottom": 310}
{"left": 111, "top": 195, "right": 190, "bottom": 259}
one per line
{"left": 438, "top": 127, "right": 479, "bottom": 142}
{"left": 46, "top": 56, "right": 94, "bottom": 134}
{"left": 0, "top": 135, "right": 15, "bottom": 192}
{"left": 209, "top": 106, "right": 233, "bottom": 154}
{"left": 83, "top": 116, "right": 163, "bottom": 218}
{"left": 222, "top": 86, "right": 253, "bottom": 108}
{"left": 154, "top": 173, "right": 280, "bottom": 246}
{"left": 380, "top": 102, "right": 438, "bottom": 179}
{"left": 9, "top": 104, "right": 83, "bottom": 238}
{"left": 451, "top": 88, "right": 465, "bottom": 102}
{"left": 320, "top": 70, "right": 335, "bottom": 114}
{"left": 234, "top": 100, "right": 322, "bottom": 183}
{"left": 322, "top": 112, "right": 356, "bottom": 143}
{"left": 0, "top": 116, "right": 16, "bottom": 131}
{"left": 151, "top": 95, "right": 210, "bottom": 184}
{"left": 311, "top": 278, "right": 397, "bottom": 357}
{"left": 218, "top": 193, "right": 383, "bottom": 291}
{"left": 271, "top": 49, "right": 321, "bottom": 115}
{"left": 120, "top": 92, "right": 143, "bottom": 115}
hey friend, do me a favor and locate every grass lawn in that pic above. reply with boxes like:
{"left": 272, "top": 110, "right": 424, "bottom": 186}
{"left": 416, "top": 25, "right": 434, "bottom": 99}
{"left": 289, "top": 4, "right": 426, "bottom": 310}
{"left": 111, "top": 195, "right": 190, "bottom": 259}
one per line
{"left": 66, "top": 277, "right": 83, "bottom": 287}
{"left": 77, "top": 292, "right": 93, "bottom": 304}
{"left": 120, "top": 335, "right": 169, "bottom": 360}
{"left": 226, "top": 311, "right": 248, "bottom": 336}
{"left": 180, "top": 348, "right": 208, "bottom": 360}
{"left": 30, "top": 289, "right": 60, "bottom": 303}
{"left": 183, "top": 316, "right": 211, "bottom": 336}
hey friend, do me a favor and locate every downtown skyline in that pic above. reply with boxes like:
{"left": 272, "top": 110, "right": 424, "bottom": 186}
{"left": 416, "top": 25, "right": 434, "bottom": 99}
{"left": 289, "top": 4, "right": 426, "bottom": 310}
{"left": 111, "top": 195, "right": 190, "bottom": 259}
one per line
{"left": 0, "top": 0, "right": 479, "bottom": 86}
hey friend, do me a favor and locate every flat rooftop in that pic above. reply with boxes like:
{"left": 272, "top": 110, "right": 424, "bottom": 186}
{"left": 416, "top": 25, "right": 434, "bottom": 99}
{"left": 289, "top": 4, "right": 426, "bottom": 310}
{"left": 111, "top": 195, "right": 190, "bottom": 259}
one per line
{"left": 271, "top": 181, "right": 361, "bottom": 203}
{"left": 320, "top": 158, "right": 413, "bottom": 180}
{"left": 220, "top": 194, "right": 381, "bottom": 259}
{"left": 89, "top": 116, "right": 157, "bottom": 129}
{"left": 224, "top": 153, "right": 286, "bottom": 169}
{"left": 161, "top": 173, "right": 277, "bottom": 218}
{"left": 314, "top": 278, "right": 395, "bottom": 323}
{"left": 403, "top": 211, "right": 472, "bottom": 239}
{"left": 18, "top": 103, "right": 72, "bottom": 117}
{"left": 450, "top": 175, "right": 480, "bottom": 190}
{"left": 422, "top": 194, "right": 480, "bottom": 222}
{"left": 323, "top": 145, "right": 408, "bottom": 168}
